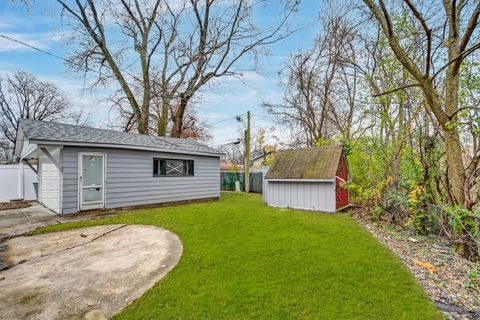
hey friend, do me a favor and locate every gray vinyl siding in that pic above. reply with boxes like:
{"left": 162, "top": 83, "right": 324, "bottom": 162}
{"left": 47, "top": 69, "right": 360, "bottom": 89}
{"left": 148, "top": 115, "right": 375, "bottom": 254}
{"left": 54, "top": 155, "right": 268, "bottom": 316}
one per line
{"left": 264, "top": 181, "right": 335, "bottom": 212}
{"left": 62, "top": 146, "right": 220, "bottom": 214}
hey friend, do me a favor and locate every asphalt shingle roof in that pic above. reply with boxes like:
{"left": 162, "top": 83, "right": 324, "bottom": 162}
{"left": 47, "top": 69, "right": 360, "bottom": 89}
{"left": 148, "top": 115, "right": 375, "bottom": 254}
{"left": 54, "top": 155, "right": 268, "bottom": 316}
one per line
{"left": 19, "top": 119, "right": 222, "bottom": 156}
{"left": 265, "top": 146, "right": 344, "bottom": 180}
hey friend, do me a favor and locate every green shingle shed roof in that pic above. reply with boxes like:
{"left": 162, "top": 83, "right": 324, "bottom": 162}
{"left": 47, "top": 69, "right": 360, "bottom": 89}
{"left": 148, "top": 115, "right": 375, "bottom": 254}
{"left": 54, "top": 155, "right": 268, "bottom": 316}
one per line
{"left": 265, "top": 146, "right": 343, "bottom": 180}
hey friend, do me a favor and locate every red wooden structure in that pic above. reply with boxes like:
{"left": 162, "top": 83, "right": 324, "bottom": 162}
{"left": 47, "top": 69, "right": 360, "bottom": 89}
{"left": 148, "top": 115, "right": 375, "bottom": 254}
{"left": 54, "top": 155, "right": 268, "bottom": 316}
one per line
{"left": 335, "top": 154, "right": 349, "bottom": 210}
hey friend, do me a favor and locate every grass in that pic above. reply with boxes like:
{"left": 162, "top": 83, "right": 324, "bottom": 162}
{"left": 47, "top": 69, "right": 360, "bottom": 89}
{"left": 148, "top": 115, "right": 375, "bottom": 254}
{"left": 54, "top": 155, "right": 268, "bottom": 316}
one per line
{"left": 34, "top": 193, "right": 441, "bottom": 319}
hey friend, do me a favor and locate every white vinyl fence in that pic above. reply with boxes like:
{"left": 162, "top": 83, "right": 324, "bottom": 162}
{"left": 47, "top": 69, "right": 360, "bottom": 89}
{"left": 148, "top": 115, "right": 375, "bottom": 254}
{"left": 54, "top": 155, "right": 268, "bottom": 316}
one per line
{"left": 0, "top": 164, "right": 38, "bottom": 201}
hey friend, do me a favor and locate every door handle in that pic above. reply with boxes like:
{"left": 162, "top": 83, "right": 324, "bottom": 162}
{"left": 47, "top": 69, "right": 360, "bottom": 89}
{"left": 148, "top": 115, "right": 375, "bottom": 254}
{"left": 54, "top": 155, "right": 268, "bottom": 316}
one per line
{"left": 95, "top": 187, "right": 100, "bottom": 191}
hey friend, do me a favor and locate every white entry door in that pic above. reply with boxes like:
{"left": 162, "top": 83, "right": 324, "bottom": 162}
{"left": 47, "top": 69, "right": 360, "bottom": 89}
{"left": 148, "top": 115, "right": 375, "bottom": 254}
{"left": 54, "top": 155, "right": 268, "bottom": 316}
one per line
{"left": 79, "top": 153, "right": 105, "bottom": 210}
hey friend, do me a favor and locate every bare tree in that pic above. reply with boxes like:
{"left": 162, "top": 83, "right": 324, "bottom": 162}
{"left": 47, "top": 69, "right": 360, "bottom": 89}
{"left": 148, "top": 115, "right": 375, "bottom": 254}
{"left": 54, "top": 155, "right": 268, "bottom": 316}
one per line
{"left": 264, "top": 48, "right": 332, "bottom": 147}
{"left": 264, "top": 11, "right": 357, "bottom": 146}
{"left": 0, "top": 71, "right": 71, "bottom": 149}
{"left": 324, "top": 11, "right": 366, "bottom": 141}
{"left": 55, "top": 0, "right": 297, "bottom": 138}
{"left": 149, "top": 0, "right": 298, "bottom": 137}
{"left": 56, "top": 0, "right": 163, "bottom": 134}
{"left": 361, "top": 0, "right": 480, "bottom": 209}
{"left": 460, "top": 54, "right": 480, "bottom": 208}
{"left": 219, "top": 142, "right": 244, "bottom": 169}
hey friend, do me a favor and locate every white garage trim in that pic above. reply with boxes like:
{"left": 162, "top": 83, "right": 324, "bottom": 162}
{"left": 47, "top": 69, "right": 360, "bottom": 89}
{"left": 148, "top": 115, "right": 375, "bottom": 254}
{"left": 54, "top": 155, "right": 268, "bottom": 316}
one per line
{"left": 38, "top": 145, "right": 63, "bottom": 213}
{"left": 40, "top": 147, "right": 62, "bottom": 171}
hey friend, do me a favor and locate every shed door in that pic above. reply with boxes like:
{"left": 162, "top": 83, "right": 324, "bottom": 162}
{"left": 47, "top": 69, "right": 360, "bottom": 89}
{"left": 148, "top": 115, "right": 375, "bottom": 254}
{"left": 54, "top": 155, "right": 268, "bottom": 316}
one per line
{"left": 79, "top": 153, "right": 105, "bottom": 210}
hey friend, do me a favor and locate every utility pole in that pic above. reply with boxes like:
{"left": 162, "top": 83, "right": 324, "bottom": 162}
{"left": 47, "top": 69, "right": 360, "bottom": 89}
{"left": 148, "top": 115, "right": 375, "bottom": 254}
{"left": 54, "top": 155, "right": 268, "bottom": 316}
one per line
{"left": 244, "top": 111, "right": 251, "bottom": 193}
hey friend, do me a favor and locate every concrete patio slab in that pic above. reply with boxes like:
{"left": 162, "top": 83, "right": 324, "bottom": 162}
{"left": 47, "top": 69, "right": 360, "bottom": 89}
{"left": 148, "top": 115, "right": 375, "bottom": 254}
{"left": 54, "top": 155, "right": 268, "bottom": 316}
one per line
{"left": 0, "top": 224, "right": 183, "bottom": 320}
{"left": 0, "top": 203, "right": 58, "bottom": 241}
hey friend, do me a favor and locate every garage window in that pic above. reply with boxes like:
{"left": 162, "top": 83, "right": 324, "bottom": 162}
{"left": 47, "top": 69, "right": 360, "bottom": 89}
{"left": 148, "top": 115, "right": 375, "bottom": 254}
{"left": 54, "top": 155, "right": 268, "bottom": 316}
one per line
{"left": 153, "top": 158, "right": 194, "bottom": 177}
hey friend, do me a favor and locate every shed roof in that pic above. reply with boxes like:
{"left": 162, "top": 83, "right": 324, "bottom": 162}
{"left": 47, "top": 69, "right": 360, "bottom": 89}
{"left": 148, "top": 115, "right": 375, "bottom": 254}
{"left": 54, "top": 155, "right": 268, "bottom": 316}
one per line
{"left": 265, "top": 146, "right": 344, "bottom": 180}
{"left": 18, "top": 119, "right": 223, "bottom": 156}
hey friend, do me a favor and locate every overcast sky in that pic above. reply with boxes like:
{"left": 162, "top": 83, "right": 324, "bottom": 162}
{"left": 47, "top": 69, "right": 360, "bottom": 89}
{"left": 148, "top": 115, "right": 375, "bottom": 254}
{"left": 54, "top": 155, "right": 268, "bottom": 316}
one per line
{"left": 0, "top": 0, "right": 322, "bottom": 146}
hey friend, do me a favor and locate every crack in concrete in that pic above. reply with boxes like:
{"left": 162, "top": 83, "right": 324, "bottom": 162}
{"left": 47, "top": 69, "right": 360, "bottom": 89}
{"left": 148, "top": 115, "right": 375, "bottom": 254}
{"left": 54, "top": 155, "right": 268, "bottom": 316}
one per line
{"left": 41, "top": 224, "right": 128, "bottom": 258}
{"left": 20, "top": 211, "right": 32, "bottom": 225}
{"left": 39, "top": 224, "right": 128, "bottom": 258}
{"left": 0, "top": 224, "right": 128, "bottom": 271}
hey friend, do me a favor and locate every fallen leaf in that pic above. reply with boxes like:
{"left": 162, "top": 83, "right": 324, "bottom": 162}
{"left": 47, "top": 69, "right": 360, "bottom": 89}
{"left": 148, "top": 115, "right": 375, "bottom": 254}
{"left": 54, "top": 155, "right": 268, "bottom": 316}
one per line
{"left": 413, "top": 259, "right": 437, "bottom": 273}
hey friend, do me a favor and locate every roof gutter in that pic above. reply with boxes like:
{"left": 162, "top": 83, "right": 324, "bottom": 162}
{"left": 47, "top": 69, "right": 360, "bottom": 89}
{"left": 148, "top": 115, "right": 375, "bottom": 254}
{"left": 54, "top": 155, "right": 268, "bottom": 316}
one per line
{"left": 265, "top": 178, "right": 335, "bottom": 182}
{"left": 28, "top": 139, "right": 224, "bottom": 157}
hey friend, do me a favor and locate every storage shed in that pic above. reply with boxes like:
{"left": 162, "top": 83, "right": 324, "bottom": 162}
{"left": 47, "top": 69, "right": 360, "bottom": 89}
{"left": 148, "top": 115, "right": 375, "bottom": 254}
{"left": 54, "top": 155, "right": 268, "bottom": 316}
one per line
{"left": 15, "top": 119, "right": 223, "bottom": 214}
{"left": 263, "top": 146, "right": 349, "bottom": 212}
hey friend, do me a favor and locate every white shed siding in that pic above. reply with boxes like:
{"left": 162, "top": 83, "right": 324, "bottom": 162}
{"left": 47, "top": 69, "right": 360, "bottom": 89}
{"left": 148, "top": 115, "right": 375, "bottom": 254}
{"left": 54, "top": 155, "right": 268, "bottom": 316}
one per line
{"left": 62, "top": 147, "right": 220, "bottom": 214}
{"left": 39, "top": 146, "right": 62, "bottom": 213}
{"left": 265, "top": 181, "right": 335, "bottom": 212}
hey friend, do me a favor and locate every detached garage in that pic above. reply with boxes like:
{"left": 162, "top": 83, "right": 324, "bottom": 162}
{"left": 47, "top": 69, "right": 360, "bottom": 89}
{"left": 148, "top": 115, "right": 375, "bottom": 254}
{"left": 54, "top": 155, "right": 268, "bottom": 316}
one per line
{"left": 15, "top": 119, "right": 223, "bottom": 214}
{"left": 263, "top": 146, "right": 349, "bottom": 212}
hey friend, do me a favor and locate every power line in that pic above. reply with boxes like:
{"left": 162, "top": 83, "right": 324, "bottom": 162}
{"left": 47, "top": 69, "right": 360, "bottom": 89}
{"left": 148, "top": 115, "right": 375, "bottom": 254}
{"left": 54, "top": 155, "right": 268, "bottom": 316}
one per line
{"left": 0, "top": 33, "right": 227, "bottom": 101}
{"left": 0, "top": 33, "right": 144, "bottom": 92}
{"left": 0, "top": 34, "right": 70, "bottom": 64}
{"left": 206, "top": 114, "right": 244, "bottom": 127}
{"left": 0, "top": 33, "right": 109, "bottom": 78}
{"left": 0, "top": 34, "right": 269, "bottom": 118}
{"left": 210, "top": 138, "right": 242, "bottom": 147}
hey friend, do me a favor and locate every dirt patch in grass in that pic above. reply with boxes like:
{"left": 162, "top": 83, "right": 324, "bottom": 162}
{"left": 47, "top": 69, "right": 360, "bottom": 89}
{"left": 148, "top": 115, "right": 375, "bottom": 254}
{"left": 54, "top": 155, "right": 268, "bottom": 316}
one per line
{"left": 0, "top": 201, "right": 33, "bottom": 211}
{"left": 352, "top": 210, "right": 479, "bottom": 320}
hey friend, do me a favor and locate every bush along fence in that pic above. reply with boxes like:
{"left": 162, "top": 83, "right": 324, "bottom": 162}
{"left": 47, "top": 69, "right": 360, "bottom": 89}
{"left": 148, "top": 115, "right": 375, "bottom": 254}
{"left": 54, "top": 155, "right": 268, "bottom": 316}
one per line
{"left": 220, "top": 171, "right": 263, "bottom": 193}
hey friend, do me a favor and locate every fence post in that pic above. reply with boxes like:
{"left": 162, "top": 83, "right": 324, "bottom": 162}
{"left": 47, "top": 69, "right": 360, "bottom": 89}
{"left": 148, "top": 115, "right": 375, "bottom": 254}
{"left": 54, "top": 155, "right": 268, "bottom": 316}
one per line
{"left": 262, "top": 166, "right": 269, "bottom": 204}
{"left": 18, "top": 163, "right": 24, "bottom": 200}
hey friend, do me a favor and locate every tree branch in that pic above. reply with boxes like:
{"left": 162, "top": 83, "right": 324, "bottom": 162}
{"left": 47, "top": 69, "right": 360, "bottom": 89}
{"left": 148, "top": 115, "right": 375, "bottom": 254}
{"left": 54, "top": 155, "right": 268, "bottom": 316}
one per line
{"left": 372, "top": 83, "right": 421, "bottom": 97}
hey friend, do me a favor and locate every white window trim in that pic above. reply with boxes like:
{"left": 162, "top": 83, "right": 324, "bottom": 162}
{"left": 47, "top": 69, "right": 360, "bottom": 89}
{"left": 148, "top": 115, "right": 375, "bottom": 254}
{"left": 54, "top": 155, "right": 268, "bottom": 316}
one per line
{"left": 153, "top": 158, "right": 194, "bottom": 177}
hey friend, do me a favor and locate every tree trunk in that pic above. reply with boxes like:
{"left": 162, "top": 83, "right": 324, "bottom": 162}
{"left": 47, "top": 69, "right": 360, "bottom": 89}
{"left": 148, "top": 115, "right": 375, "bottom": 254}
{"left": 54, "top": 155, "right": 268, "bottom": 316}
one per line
{"left": 443, "top": 126, "right": 466, "bottom": 205}
{"left": 137, "top": 113, "right": 149, "bottom": 134}
{"left": 171, "top": 96, "right": 189, "bottom": 138}
{"left": 138, "top": 33, "right": 151, "bottom": 135}
{"left": 157, "top": 102, "right": 169, "bottom": 136}
{"left": 422, "top": 81, "right": 466, "bottom": 207}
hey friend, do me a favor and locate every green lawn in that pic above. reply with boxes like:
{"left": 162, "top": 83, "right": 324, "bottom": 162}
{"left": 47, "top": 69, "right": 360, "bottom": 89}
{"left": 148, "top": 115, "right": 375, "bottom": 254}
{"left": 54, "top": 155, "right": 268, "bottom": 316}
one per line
{"left": 34, "top": 193, "right": 441, "bottom": 319}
